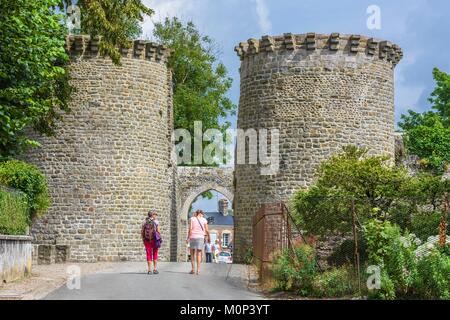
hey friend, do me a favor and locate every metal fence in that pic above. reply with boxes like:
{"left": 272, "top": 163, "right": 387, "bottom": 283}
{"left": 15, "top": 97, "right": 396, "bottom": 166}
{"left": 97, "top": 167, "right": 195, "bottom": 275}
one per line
{"left": 252, "top": 195, "right": 449, "bottom": 294}
{"left": 252, "top": 202, "right": 307, "bottom": 283}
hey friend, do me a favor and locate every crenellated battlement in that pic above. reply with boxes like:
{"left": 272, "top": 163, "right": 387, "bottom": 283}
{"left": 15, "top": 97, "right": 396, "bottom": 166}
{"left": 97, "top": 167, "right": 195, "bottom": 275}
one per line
{"left": 235, "top": 33, "right": 403, "bottom": 67}
{"left": 66, "top": 35, "right": 172, "bottom": 64}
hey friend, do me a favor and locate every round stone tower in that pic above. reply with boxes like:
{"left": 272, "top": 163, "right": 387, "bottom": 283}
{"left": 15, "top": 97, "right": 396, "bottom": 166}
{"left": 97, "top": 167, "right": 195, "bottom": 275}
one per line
{"left": 233, "top": 33, "right": 403, "bottom": 261}
{"left": 24, "top": 35, "right": 175, "bottom": 262}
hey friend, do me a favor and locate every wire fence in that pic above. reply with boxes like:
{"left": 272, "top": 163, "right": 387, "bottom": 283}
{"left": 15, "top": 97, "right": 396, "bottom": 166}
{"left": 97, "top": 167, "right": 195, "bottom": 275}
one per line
{"left": 253, "top": 194, "right": 449, "bottom": 297}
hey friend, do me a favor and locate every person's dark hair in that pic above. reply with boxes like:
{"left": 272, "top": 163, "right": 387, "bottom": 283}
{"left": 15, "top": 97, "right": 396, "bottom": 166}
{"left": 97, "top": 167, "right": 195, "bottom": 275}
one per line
{"left": 195, "top": 209, "right": 204, "bottom": 217}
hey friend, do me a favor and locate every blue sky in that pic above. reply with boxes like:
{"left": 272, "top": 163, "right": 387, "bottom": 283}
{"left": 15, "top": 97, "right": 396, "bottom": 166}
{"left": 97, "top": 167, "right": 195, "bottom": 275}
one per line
{"left": 190, "top": 191, "right": 229, "bottom": 213}
{"left": 141, "top": 0, "right": 449, "bottom": 211}
{"left": 143, "top": 0, "right": 450, "bottom": 127}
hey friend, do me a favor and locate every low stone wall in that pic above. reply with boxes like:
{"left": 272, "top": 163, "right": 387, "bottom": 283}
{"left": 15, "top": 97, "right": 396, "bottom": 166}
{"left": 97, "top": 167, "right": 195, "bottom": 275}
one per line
{"left": 0, "top": 235, "right": 32, "bottom": 284}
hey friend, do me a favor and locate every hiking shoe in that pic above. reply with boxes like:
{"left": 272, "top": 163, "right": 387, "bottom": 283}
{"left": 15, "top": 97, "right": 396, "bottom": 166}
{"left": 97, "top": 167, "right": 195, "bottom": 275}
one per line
{"left": 153, "top": 270, "right": 159, "bottom": 274}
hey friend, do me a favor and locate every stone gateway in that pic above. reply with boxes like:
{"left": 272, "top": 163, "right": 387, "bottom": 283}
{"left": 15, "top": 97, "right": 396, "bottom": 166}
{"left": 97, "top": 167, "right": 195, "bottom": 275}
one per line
{"left": 24, "top": 33, "right": 403, "bottom": 263}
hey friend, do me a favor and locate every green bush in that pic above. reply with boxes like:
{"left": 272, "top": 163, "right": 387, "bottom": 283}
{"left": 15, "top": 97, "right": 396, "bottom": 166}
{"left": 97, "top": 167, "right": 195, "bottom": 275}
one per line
{"left": 373, "top": 270, "right": 397, "bottom": 300}
{"left": 0, "top": 188, "right": 29, "bottom": 235}
{"left": 271, "top": 244, "right": 317, "bottom": 296}
{"left": 327, "top": 237, "right": 368, "bottom": 268}
{"left": 312, "top": 267, "right": 356, "bottom": 298}
{"left": 364, "top": 218, "right": 450, "bottom": 300}
{"left": 414, "top": 249, "right": 450, "bottom": 299}
{"left": 363, "top": 219, "right": 418, "bottom": 299}
{"left": 0, "top": 160, "right": 50, "bottom": 217}
{"left": 243, "top": 248, "right": 254, "bottom": 265}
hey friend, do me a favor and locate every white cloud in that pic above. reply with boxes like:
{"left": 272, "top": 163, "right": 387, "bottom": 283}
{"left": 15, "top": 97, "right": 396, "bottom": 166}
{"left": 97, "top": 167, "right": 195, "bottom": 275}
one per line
{"left": 141, "top": 0, "right": 199, "bottom": 38}
{"left": 251, "top": 0, "right": 272, "bottom": 34}
{"left": 395, "top": 84, "right": 425, "bottom": 114}
{"left": 394, "top": 50, "right": 426, "bottom": 114}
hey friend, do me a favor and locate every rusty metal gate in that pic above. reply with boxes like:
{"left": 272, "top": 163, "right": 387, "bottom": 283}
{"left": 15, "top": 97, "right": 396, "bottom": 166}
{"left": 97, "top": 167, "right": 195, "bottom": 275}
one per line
{"left": 252, "top": 202, "right": 305, "bottom": 283}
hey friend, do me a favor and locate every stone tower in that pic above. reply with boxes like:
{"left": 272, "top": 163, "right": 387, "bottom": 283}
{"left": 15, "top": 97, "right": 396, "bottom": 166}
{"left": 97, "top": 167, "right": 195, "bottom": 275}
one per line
{"left": 233, "top": 33, "right": 403, "bottom": 261}
{"left": 24, "top": 35, "right": 176, "bottom": 262}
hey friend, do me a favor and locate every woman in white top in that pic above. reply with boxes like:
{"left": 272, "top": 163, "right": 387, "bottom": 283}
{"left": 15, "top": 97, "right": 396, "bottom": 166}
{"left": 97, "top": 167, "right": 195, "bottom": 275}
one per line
{"left": 186, "top": 210, "right": 210, "bottom": 275}
{"left": 213, "top": 239, "right": 221, "bottom": 263}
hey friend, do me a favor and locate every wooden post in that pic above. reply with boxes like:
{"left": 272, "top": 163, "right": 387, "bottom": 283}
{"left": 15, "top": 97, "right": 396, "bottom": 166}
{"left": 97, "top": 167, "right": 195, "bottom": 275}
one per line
{"left": 351, "top": 198, "right": 361, "bottom": 294}
{"left": 439, "top": 192, "right": 449, "bottom": 247}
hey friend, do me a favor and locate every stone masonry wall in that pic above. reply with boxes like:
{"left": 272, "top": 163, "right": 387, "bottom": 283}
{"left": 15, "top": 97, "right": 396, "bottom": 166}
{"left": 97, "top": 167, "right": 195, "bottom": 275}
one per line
{"left": 233, "top": 33, "right": 403, "bottom": 262}
{"left": 23, "top": 36, "right": 175, "bottom": 262}
{"left": 176, "top": 166, "right": 234, "bottom": 261}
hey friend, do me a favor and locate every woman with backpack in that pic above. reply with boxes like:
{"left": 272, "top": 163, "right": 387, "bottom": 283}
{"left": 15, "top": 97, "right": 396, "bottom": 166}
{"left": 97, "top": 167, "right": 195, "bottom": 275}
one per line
{"left": 141, "top": 210, "right": 161, "bottom": 274}
{"left": 186, "top": 210, "right": 210, "bottom": 275}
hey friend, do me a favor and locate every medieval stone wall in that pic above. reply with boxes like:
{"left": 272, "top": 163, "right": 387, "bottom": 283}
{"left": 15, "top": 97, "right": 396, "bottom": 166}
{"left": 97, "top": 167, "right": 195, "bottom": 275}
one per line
{"left": 233, "top": 33, "right": 403, "bottom": 261}
{"left": 23, "top": 36, "right": 175, "bottom": 262}
{"left": 20, "top": 32, "right": 407, "bottom": 264}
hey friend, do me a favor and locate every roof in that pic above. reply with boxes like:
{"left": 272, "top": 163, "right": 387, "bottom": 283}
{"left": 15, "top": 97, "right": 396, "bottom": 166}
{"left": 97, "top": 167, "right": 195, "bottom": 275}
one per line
{"left": 204, "top": 211, "right": 234, "bottom": 226}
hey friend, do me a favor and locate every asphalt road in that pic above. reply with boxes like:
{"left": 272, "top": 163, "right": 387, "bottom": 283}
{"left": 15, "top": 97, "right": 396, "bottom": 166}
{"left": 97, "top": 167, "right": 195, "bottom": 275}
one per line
{"left": 44, "top": 262, "right": 263, "bottom": 300}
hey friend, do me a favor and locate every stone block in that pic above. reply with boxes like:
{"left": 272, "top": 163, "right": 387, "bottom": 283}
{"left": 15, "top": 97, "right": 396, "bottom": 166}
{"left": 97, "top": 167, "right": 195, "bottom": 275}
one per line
{"left": 37, "top": 245, "right": 55, "bottom": 265}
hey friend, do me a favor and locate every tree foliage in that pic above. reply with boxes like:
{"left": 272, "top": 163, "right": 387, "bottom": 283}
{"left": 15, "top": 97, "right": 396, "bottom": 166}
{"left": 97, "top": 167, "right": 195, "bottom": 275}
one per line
{"left": 0, "top": 0, "right": 72, "bottom": 159}
{"left": 0, "top": 188, "right": 29, "bottom": 235}
{"left": 363, "top": 218, "right": 450, "bottom": 300}
{"left": 0, "top": 160, "right": 51, "bottom": 218}
{"left": 0, "top": 0, "right": 154, "bottom": 158}
{"left": 153, "top": 17, "right": 236, "bottom": 165}
{"left": 61, "top": 0, "right": 153, "bottom": 64}
{"left": 293, "top": 146, "right": 448, "bottom": 237}
{"left": 399, "top": 68, "right": 450, "bottom": 173}
{"left": 293, "top": 146, "right": 410, "bottom": 236}
{"left": 429, "top": 68, "right": 450, "bottom": 127}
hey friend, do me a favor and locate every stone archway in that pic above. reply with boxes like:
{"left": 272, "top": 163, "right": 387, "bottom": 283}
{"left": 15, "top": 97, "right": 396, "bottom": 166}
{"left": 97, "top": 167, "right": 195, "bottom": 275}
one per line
{"left": 180, "top": 183, "right": 234, "bottom": 221}
{"left": 176, "top": 166, "right": 234, "bottom": 261}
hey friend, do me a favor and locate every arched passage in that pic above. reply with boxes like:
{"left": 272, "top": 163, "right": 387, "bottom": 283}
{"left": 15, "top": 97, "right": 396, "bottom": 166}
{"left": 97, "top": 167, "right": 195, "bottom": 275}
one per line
{"left": 176, "top": 167, "right": 234, "bottom": 261}
{"left": 181, "top": 183, "right": 234, "bottom": 221}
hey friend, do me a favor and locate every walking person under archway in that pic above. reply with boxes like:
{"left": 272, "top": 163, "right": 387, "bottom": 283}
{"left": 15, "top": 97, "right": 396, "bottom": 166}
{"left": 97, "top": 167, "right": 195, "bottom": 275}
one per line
{"left": 186, "top": 210, "right": 210, "bottom": 275}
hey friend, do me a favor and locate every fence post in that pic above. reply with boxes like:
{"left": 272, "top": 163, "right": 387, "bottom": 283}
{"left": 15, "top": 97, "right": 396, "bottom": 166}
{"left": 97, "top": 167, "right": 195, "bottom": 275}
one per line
{"left": 439, "top": 192, "right": 449, "bottom": 247}
{"left": 351, "top": 198, "right": 362, "bottom": 295}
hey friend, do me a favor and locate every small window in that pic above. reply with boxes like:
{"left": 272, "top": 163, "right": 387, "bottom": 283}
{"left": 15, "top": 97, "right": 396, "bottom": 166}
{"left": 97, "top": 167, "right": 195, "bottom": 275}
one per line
{"left": 222, "top": 233, "right": 230, "bottom": 247}
{"left": 210, "top": 233, "right": 217, "bottom": 244}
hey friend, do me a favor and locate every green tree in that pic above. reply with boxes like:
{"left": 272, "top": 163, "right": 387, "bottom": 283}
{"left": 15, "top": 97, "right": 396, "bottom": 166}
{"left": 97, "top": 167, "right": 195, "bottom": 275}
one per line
{"left": 391, "top": 171, "right": 449, "bottom": 233}
{"left": 293, "top": 146, "right": 449, "bottom": 239}
{"left": 429, "top": 68, "right": 450, "bottom": 127}
{"left": 61, "top": 0, "right": 153, "bottom": 64}
{"left": 293, "top": 146, "right": 412, "bottom": 236}
{"left": 399, "top": 68, "right": 450, "bottom": 173}
{"left": 0, "top": 0, "right": 154, "bottom": 158}
{"left": 399, "top": 68, "right": 450, "bottom": 246}
{"left": 0, "top": 0, "right": 72, "bottom": 159}
{"left": 153, "top": 17, "right": 236, "bottom": 166}
{"left": 0, "top": 160, "right": 50, "bottom": 218}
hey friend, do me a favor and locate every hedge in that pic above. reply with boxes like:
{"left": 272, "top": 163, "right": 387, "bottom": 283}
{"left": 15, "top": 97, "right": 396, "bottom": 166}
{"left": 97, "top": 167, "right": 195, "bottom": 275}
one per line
{"left": 0, "top": 160, "right": 50, "bottom": 218}
{"left": 0, "top": 187, "right": 29, "bottom": 235}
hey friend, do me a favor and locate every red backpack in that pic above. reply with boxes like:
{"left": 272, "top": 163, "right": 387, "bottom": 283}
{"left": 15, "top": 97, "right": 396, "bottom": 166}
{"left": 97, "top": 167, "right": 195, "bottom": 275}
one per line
{"left": 143, "top": 218, "right": 155, "bottom": 241}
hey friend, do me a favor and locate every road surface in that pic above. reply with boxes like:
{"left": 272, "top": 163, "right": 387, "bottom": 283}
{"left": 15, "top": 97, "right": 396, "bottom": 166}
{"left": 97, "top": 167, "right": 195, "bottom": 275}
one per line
{"left": 44, "top": 262, "right": 263, "bottom": 300}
